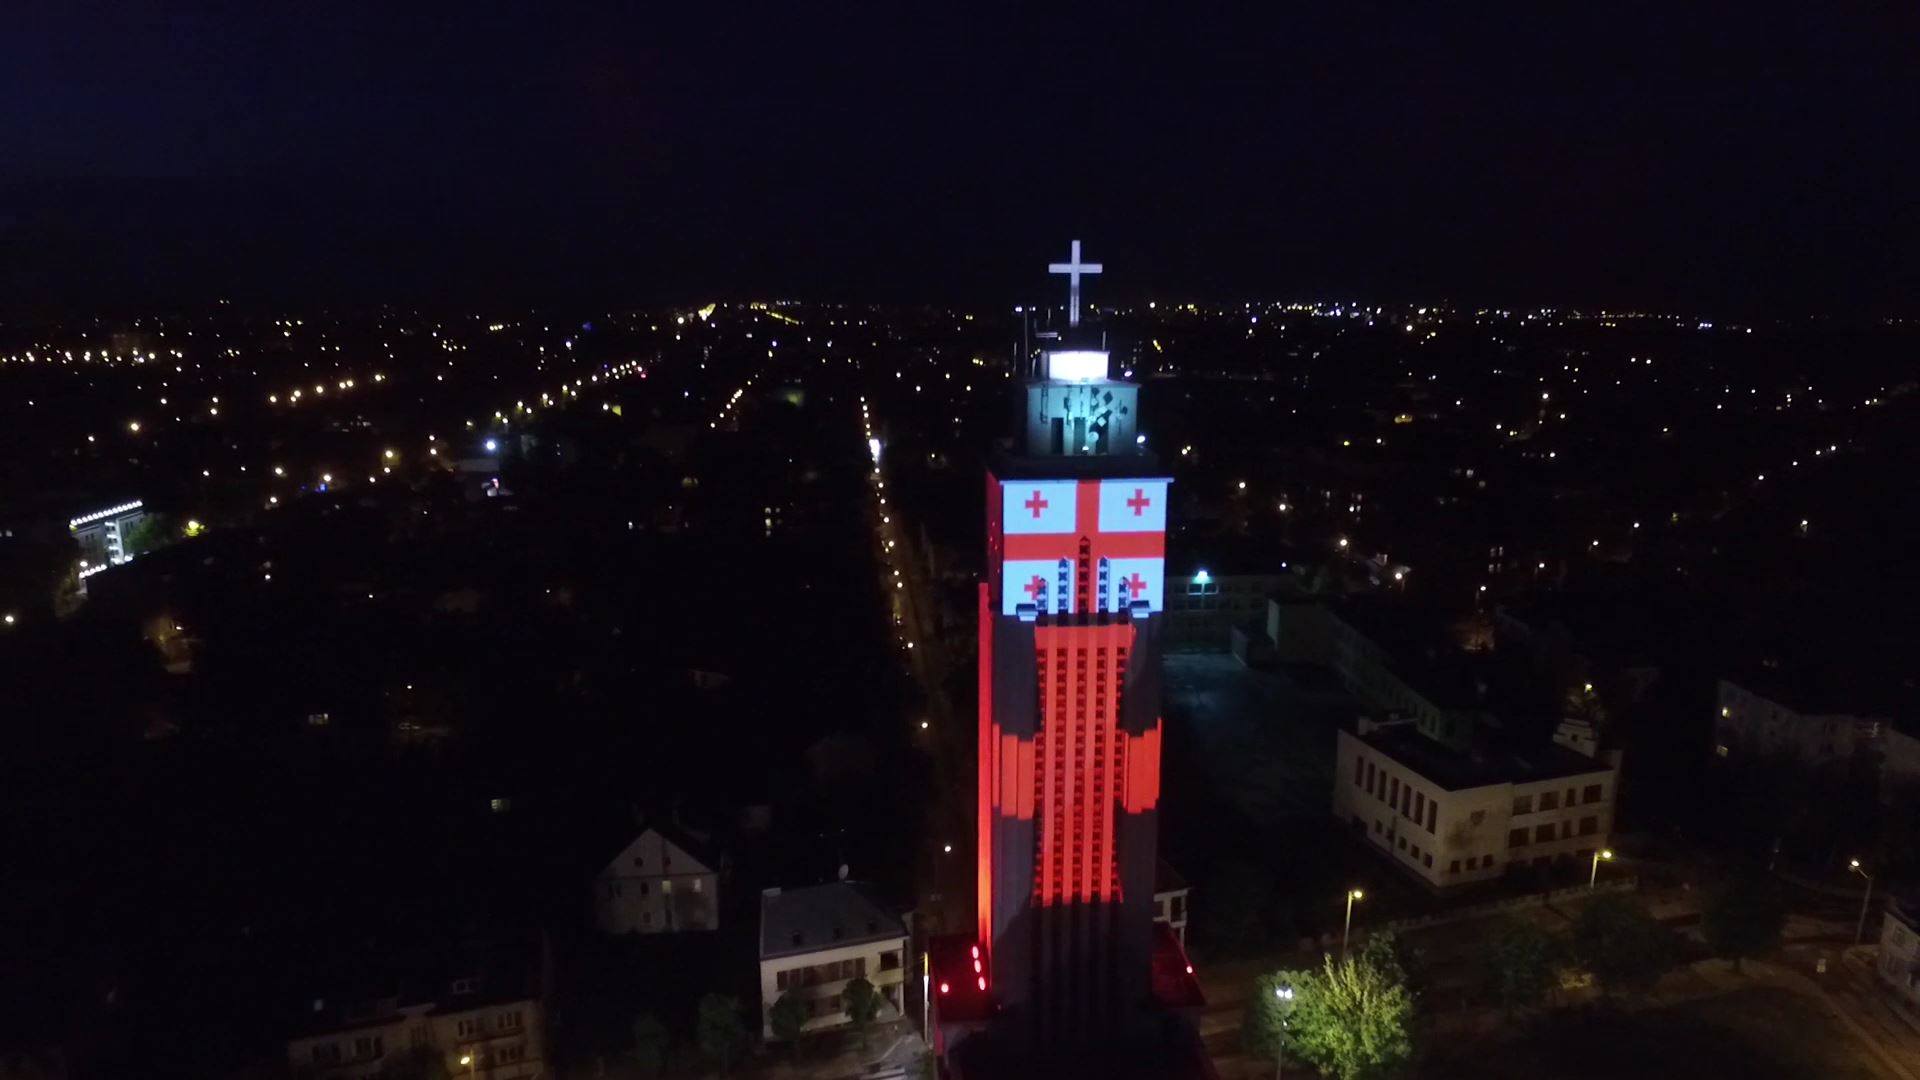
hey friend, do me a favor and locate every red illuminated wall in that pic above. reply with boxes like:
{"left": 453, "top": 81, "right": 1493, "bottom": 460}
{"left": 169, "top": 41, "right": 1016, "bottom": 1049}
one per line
{"left": 1032, "top": 622, "right": 1127, "bottom": 905}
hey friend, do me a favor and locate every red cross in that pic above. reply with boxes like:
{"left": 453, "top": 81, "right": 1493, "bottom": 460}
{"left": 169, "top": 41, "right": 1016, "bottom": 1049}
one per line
{"left": 1023, "top": 490, "right": 1050, "bottom": 519}
{"left": 1123, "top": 572, "right": 1149, "bottom": 597}
{"left": 1126, "top": 488, "right": 1152, "bottom": 516}
{"left": 1023, "top": 575, "right": 1047, "bottom": 600}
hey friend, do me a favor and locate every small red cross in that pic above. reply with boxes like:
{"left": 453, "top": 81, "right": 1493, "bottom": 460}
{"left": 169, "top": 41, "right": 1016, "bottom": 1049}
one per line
{"left": 1023, "top": 490, "right": 1050, "bottom": 518}
{"left": 1123, "top": 572, "right": 1149, "bottom": 596}
{"left": 1126, "top": 488, "right": 1152, "bottom": 516}
{"left": 1024, "top": 575, "right": 1047, "bottom": 600}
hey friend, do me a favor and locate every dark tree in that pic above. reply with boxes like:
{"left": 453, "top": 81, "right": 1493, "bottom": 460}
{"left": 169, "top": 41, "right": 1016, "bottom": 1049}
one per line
{"left": 631, "top": 1012, "right": 669, "bottom": 1076}
{"left": 696, "top": 993, "right": 747, "bottom": 1075}
{"left": 1701, "top": 872, "right": 1788, "bottom": 972}
{"left": 1572, "top": 895, "right": 1676, "bottom": 997}
{"left": 767, "top": 992, "right": 808, "bottom": 1052}
{"left": 843, "top": 975, "right": 882, "bottom": 1049}
{"left": 1358, "top": 930, "right": 1427, "bottom": 998}
{"left": 1485, "top": 917, "right": 1560, "bottom": 1014}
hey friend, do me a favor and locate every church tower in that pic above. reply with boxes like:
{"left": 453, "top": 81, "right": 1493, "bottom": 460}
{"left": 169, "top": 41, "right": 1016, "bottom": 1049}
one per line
{"left": 974, "top": 241, "right": 1171, "bottom": 1040}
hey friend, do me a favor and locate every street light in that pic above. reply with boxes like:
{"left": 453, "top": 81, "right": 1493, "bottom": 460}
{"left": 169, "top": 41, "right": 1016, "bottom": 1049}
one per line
{"left": 458, "top": 1052, "right": 474, "bottom": 1080}
{"left": 1850, "top": 859, "right": 1876, "bottom": 945}
{"left": 1342, "top": 889, "right": 1365, "bottom": 959}
{"left": 1272, "top": 983, "right": 1295, "bottom": 1080}
{"left": 1590, "top": 848, "right": 1613, "bottom": 888}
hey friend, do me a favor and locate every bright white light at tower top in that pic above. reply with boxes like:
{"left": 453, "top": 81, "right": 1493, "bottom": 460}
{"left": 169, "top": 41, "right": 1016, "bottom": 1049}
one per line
{"left": 1046, "top": 350, "right": 1110, "bottom": 382}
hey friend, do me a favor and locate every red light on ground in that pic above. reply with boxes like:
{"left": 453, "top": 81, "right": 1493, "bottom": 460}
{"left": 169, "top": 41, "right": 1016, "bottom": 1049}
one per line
{"left": 939, "top": 982, "right": 950, "bottom": 995}
{"left": 977, "top": 976, "right": 987, "bottom": 991}
{"left": 1185, "top": 964, "right": 1194, "bottom": 974}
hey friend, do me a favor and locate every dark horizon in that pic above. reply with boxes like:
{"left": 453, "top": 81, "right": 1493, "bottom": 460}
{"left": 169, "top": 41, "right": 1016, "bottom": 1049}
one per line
{"left": 4, "top": 4, "right": 1917, "bottom": 317}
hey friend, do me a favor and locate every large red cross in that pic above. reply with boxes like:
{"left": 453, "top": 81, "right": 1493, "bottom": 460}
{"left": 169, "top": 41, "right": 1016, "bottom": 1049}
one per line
{"left": 1126, "top": 488, "right": 1152, "bottom": 516}
{"left": 1024, "top": 575, "right": 1047, "bottom": 601}
{"left": 1123, "top": 572, "right": 1149, "bottom": 597}
{"left": 1024, "top": 490, "right": 1050, "bottom": 518}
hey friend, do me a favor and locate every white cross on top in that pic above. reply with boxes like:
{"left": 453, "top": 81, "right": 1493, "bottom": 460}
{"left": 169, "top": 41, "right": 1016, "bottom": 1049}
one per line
{"left": 1048, "top": 239, "right": 1103, "bottom": 328}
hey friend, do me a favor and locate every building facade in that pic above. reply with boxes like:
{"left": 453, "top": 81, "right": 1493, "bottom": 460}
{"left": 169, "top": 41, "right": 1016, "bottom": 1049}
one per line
{"left": 288, "top": 970, "right": 545, "bottom": 1080}
{"left": 1334, "top": 724, "right": 1618, "bottom": 889}
{"left": 1712, "top": 678, "right": 1920, "bottom": 792}
{"left": 758, "top": 884, "right": 909, "bottom": 1039}
{"left": 1876, "top": 897, "right": 1920, "bottom": 1009}
{"left": 1163, "top": 570, "right": 1289, "bottom": 651}
{"left": 69, "top": 499, "right": 147, "bottom": 570}
{"left": 592, "top": 827, "right": 719, "bottom": 935}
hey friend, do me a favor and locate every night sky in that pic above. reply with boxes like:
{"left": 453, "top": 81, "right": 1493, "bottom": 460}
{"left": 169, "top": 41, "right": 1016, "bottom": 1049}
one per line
{"left": 4, "top": 3, "right": 1916, "bottom": 314}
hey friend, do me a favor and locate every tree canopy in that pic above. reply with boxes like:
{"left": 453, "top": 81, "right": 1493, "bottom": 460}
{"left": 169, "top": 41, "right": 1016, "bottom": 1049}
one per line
{"left": 767, "top": 991, "right": 808, "bottom": 1047}
{"left": 844, "top": 975, "right": 883, "bottom": 1048}
{"left": 631, "top": 1011, "right": 670, "bottom": 1075}
{"left": 1571, "top": 895, "right": 1677, "bottom": 996}
{"left": 1701, "top": 872, "right": 1788, "bottom": 972}
{"left": 696, "top": 993, "right": 748, "bottom": 1074}
{"left": 1485, "top": 916, "right": 1561, "bottom": 1014}
{"left": 1260, "top": 953, "right": 1415, "bottom": 1080}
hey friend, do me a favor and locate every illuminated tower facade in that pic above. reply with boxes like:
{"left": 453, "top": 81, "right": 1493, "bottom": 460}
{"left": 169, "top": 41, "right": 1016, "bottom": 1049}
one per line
{"left": 974, "top": 242, "right": 1171, "bottom": 1039}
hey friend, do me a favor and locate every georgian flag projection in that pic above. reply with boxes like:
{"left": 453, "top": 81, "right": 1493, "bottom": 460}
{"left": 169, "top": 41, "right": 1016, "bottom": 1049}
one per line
{"left": 1104, "top": 558, "right": 1164, "bottom": 614}
{"left": 997, "top": 477, "right": 1169, "bottom": 615}
{"left": 1097, "top": 480, "right": 1167, "bottom": 533}
{"left": 1003, "top": 558, "right": 1074, "bottom": 615}
{"left": 1002, "top": 481, "right": 1079, "bottom": 534}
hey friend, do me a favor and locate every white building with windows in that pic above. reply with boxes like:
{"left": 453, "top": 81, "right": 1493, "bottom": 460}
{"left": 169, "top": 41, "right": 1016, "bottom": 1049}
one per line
{"left": 592, "top": 827, "right": 719, "bottom": 934}
{"left": 1876, "top": 896, "right": 1920, "bottom": 1008}
{"left": 1164, "top": 569, "right": 1292, "bottom": 651}
{"left": 1712, "top": 677, "right": 1920, "bottom": 792}
{"left": 1334, "top": 721, "right": 1619, "bottom": 889}
{"left": 758, "top": 883, "right": 909, "bottom": 1039}
{"left": 286, "top": 956, "right": 545, "bottom": 1080}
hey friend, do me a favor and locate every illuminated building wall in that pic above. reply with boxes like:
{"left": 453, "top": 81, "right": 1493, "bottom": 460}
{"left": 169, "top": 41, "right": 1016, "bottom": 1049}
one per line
{"left": 976, "top": 343, "right": 1170, "bottom": 1040}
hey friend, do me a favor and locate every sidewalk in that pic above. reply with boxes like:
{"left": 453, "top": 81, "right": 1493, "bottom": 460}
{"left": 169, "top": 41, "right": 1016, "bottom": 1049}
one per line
{"left": 749, "top": 1021, "right": 927, "bottom": 1080}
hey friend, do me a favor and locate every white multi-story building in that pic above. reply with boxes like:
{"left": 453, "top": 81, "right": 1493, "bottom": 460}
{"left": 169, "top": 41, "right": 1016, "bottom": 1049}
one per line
{"left": 592, "top": 827, "right": 719, "bottom": 935}
{"left": 287, "top": 961, "right": 545, "bottom": 1080}
{"left": 1164, "top": 569, "right": 1292, "bottom": 651}
{"left": 1713, "top": 678, "right": 1920, "bottom": 792}
{"left": 1334, "top": 722, "right": 1619, "bottom": 889}
{"left": 758, "top": 883, "right": 909, "bottom": 1039}
{"left": 1876, "top": 897, "right": 1920, "bottom": 1008}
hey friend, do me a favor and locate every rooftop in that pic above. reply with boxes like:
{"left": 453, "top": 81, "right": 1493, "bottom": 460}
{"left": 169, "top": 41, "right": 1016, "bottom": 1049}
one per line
{"left": 759, "top": 882, "right": 906, "bottom": 961}
{"left": 1355, "top": 721, "right": 1611, "bottom": 792}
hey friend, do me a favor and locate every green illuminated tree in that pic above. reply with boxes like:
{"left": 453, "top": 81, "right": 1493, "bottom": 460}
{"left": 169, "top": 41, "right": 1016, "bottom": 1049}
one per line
{"left": 120, "top": 512, "right": 172, "bottom": 557}
{"left": 1261, "top": 954, "right": 1414, "bottom": 1080}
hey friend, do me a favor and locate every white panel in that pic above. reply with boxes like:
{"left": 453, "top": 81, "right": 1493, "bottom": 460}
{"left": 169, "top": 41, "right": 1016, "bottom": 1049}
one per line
{"left": 1002, "top": 559, "right": 1073, "bottom": 615}
{"left": 1096, "top": 479, "right": 1168, "bottom": 533}
{"left": 1106, "top": 557, "right": 1165, "bottom": 613}
{"left": 1045, "top": 349, "right": 1109, "bottom": 382}
{"left": 1001, "top": 480, "right": 1078, "bottom": 534}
